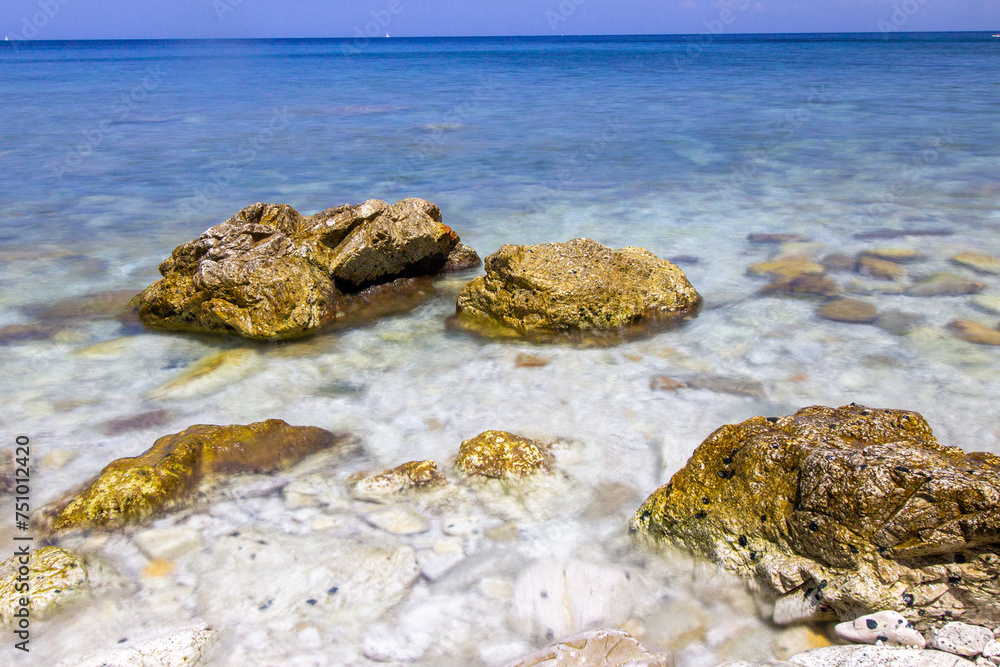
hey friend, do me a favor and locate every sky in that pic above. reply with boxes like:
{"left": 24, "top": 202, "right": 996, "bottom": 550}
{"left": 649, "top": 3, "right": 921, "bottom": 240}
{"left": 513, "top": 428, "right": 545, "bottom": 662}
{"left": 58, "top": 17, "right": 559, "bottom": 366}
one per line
{"left": 1, "top": 0, "right": 998, "bottom": 41}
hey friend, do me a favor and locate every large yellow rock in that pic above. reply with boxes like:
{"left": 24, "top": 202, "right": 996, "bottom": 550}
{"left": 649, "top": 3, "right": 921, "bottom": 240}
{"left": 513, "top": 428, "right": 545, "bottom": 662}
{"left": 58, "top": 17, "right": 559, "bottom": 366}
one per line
{"left": 632, "top": 404, "right": 1000, "bottom": 631}
{"left": 133, "top": 199, "right": 478, "bottom": 339}
{"left": 455, "top": 238, "right": 701, "bottom": 344}
{"left": 41, "top": 420, "right": 343, "bottom": 532}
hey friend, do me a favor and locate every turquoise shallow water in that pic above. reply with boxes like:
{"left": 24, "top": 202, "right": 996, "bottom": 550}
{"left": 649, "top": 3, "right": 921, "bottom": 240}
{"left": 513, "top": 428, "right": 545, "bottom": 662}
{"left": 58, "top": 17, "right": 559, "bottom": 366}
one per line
{"left": 1, "top": 34, "right": 1000, "bottom": 665}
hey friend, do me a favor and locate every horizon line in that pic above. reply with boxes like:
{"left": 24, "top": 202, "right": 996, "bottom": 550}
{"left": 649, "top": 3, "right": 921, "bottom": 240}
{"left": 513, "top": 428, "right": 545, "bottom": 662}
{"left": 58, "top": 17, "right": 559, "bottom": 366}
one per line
{"left": 2, "top": 30, "right": 998, "bottom": 43}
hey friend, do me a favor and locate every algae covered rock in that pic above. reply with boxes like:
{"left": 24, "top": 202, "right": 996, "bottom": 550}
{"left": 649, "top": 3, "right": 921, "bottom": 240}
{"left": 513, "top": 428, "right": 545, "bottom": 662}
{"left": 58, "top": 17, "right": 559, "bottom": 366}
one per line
{"left": 454, "top": 238, "right": 701, "bottom": 344}
{"left": 0, "top": 547, "right": 119, "bottom": 623}
{"left": 457, "top": 431, "right": 549, "bottom": 479}
{"left": 133, "top": 199, "right": 478, "bottom": 339}
{"left": 631, "top": 404, "right": 1000, "bottom": 630}
{"left": 41, "top": 419, "right": 343, "bottom": 532}
{"left": 352, "top": 460, "right": 447, "bottom": 502}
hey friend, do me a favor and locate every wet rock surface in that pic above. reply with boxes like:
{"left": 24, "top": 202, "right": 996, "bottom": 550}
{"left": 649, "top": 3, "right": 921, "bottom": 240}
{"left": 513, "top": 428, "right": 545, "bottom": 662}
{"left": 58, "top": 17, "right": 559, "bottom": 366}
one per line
{"left": 454, "top": 238, "right": 701, "bottom": 345}
{"left": 815, "top": 298, "right": 878, "bottom": 324}
{"left": 132, "top": 199, "right": 478, "bottom": 339}
{"left": 0, "top": 547, "right": 122, "bottom": 623}
{"left": 788, "top": 644, "right": 976, "bottom": 667}
{"left": 457, "top": 431, "right": 551, "bottom": 479}
{"left": 632, "top": 404, "right": 1000, "bottom": 631}
{"left": 40, "top": 420, "right": 345, "bottom": 532}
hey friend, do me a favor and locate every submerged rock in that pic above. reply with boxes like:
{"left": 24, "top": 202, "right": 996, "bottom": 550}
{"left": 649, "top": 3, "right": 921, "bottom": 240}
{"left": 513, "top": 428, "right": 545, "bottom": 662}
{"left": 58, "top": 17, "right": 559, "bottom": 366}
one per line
{"left": 40, "top": 419, "right": 344, "bottom": 532}
{"left": 132, "top": 199, "right": 478, "bottom": 339}
{"left": 506, "top": 628, "right": 672, "bottom": 667}
{"left": 906, "top": 273, "right": 986, "bottom": 297}
{"left": 948, "top": 320, "right": 1000, "bottom": 346}
{"left": 0, "top": 547, "right": 121, "bottom": 623}
{"left": 457, "top": 431, "right": 549, "bottom": 480}
{"left": 454, "top": 238, "right": 701, "bottom": 345}
{"left": 857, "top": 256, "right": 908, "bottom": 281}
{"left": 351, "top": 460, "right": 447, "bottom": 502}
{"left": 859, "top": 248, "right": 924, "bottom": 264}
{"left": 815, "top": 298, "right": 878, "bottom": 324}
{"left": 748, "top": 255, "right": 825, "bottom": 279}
{"left": 951, "top": 252, "right": 1000, "bottom": 276}
{"left": 631, "top": 404, "right": 1000, "bottom": 630}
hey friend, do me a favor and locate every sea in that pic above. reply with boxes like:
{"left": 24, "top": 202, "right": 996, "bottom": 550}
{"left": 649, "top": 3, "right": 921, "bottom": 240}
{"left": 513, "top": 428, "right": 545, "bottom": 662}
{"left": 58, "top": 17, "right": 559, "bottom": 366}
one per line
{"left": 1, "top": 33, "right": 999, "bottom": 666}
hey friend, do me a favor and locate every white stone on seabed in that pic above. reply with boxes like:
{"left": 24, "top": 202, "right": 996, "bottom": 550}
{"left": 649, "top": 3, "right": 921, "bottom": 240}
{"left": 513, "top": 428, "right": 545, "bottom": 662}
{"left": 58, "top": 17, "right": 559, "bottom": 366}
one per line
{"left": 362, "top": 505, "right": 429, "bottom": 535}
{"left": 835, "top": 610, "right": 925, "bottom": 648}
{"left": 362, "top": 620, "right": 433, "bottom": 662}
{"left": 442, "top": 514, "right": 483, "bottom": 537}
{"left": 789, "top": 644, "right": 977, "bottom": 667}
{"left": 929, "top": 622, "right": 995, "bottom": 658}
{"left": 509, "top": 560, "right": 636, "bottom": 640}
{"left": 133, "top": 526, "right": 202, "bottom": 561}
{"left": 62, "top": 621, "right": 216, "bottom": 667}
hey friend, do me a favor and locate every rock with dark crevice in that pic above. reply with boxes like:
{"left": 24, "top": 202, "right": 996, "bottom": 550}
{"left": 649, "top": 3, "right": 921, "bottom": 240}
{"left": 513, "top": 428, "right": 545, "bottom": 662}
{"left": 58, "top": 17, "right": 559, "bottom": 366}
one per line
{"left": 132, "top": 199, "right": 478, "bottom": 339}
{"left": 632, "top": 404, "right": 1000, "bottom": 631}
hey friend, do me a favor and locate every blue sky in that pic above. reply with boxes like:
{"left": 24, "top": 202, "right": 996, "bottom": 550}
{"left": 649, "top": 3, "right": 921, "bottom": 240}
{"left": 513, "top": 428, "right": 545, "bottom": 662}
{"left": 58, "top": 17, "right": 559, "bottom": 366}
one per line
{"left": 2, "top": 0, "right": 997, "bottom": 40}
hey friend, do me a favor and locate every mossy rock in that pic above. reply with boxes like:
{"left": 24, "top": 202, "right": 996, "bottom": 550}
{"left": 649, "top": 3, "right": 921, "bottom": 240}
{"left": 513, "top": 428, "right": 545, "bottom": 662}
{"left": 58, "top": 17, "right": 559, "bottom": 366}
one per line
{"left": 41, "top": 420, "right": 343, "bottom": 532}
{"left": 132, "top": 199, "right": 479, "bottom": 340}
{"left": 457, "top": 431, "right": 549, "bottom": 480}
{"left": 632, "top": 404, "right": 1000, "bottom": 630}
{"left": 454, "top": 238, "right": 701, "bottom": 345}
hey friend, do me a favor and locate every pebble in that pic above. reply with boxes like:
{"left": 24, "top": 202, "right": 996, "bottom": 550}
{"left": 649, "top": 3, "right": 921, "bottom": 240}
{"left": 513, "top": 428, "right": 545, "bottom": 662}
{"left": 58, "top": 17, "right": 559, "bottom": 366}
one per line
{"left": 758, "top": 274, "right": 841, "bottom": 297}
{"left": 906, "top": 273, "right": 986, "bottom": 297}
{"left": 860, "top": 248, "right": 924, "bottom": 263}
{"left": 362, "top": 506, "right": 430, "bottom": 535}
{"left": 509, "top": 561, "right": 636, "bottom": 640}
{"left": 133, "top": 526, "right": 203, "bottom": 561}
{"left": 970, "top": 294, "right": 1000, "bottom": 316}
{"left": 515, "top": 353, "right": 550, "bottom": 368}
{"left": 650, "top": 375, "right": 686, "bottom": 391}
{"left": 821, "top": 253, "right": 855, "bottom": 272}
{"left": 0, "top": 547, "right": 94, "bottom": 622}
{"left": 929, "top": 622, "right": 995, "bottom": 658}
{"left": 351, "top": 460, "right": 446, "bottom": 502}
{"left": 505, "top": 628, "right": 672, "bottom": 667}
{"left": 442, "top": 515, "right": 483, "bottom": 537}
{"left": 834, "top": 610, "right": 926, "bottom": 648}
{"left": 747, "top": 256, "right": 825, "bottom": 279}
{"left": 875, "top": 310, "right": 924, "bottom": 335}
{"left": 686, "top": 376, "right": 766, "bottom": 398}
{"left": 748, "top": 233, "right": 809, "bottom": 244}
{"left": 952, "top": 252, "right": 1000, "bottom": 275}
{"left": 948, "top": 320, "right": 1000, "bottom": 346}
{"left": 857, "top": 256, "right": 908, "bottom": 281}
{"left": 815, "top": 298, "right": 878, "bottom": 324}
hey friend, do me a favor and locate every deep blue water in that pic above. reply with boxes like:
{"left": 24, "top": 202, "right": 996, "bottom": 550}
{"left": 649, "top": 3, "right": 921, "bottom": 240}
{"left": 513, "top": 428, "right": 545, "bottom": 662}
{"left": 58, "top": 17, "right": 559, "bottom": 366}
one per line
{"left": 1, "top": 33, "right": 998, "bottom": 253}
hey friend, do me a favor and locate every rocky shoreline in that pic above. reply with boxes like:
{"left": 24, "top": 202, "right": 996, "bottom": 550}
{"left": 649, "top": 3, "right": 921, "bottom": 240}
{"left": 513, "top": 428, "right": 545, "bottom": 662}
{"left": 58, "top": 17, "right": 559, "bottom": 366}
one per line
{"left": 2, "top": 202, "right": 1000, "bottom": 665}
